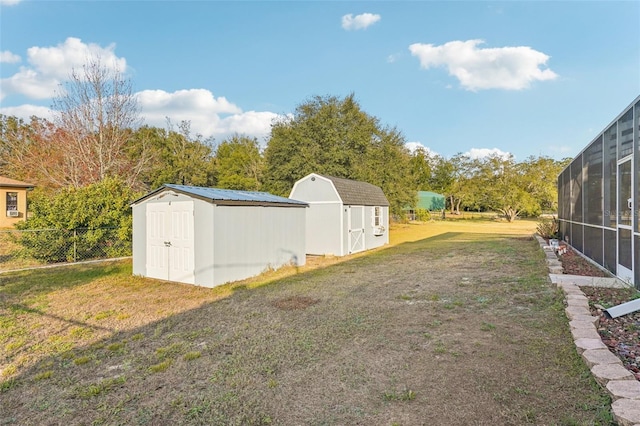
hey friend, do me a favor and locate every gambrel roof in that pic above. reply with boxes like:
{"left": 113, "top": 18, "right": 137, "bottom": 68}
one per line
{"left": 321, "top": 175, "right": 389, "bottom": 207}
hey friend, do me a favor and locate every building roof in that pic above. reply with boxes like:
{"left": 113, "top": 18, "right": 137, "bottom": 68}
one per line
{"left": 416, "top": 191, "right": 445, "bottom": 210}
{"left": 0, "top": 176, "right": 35, "bottom": 188}
{"left": 133, "top": 184, "right": 308, "bottom": 207}
{"left": 321, "top": 175, "right": 390, "bottom": 207}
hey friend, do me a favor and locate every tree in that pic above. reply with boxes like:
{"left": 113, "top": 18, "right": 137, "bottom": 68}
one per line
{"left": 264, "top": 94, "right": 414, "bottom": 216}
{"left": 519, "top": 155, "right": 571, "bottom": 213}
{"left": 473, "top": 154, "right": 538, "bottom": 221}
{"left": 353, "top": 126, "right": 416, "bottom": 216}
{"left": 0, "top": 115, "right": 64, "bottom": 189}
{"left": 0, "top": 115, "right": 30, "bottom": 175}
{"left": 132, "top": 121, "right": 216, "bottom": 189}
{"left": 215, "top": 135, "right": 264, "bottom": 190}
{"left": 409, "top": 147, "right": 435, "bottom": 191}
{"left": 51, "top": 57, "right": 149, "bottom": 188}
{"left": 428, "top": 155, "right": 455, "bottom": 207}
{"left": 428, "top": 154, "right": 473, "bottom": 215}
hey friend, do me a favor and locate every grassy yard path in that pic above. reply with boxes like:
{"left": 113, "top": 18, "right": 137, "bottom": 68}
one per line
{"left": 1, "top": 219, "right": 614, "bottom": 425}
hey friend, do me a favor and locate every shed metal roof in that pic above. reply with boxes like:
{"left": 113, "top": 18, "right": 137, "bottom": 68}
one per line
{"left": 133, "top": 184, "right": 308, "bottom": 207}
{"left": 321, "top": 175, "right": 389, "bottom": 207}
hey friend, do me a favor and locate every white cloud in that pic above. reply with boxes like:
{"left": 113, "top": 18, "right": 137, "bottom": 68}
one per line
{"left": 1, "top": 85, "right": 283, "bottom": 144}
{"left": 0, "top": 104, "right": 53, "bottom": 120}
{"left": 137, "top": 89, "right": 241, "bottom": 116}
{"left": 341, "top": 13, "right": 381, "bottom": 31}
{"left": 0, "top": 37, "right": 126, "bottom": 100}
{"left": 215, "top": 111, "right": 282, "bottom": 142}
{"left": 464, "top": 147, "right": 512, "bottom": 160}
{"left": 409, "top": 39, "right": 557, "bottom": 91}
{"left": 0, "top": 51, "right": 21, "bottom": 63}
{"left": 405, "top": 141, "right": 438, "bottom": 157}
{"left": 0, "top": 68, "right": 59, "bottom": 100}
{"left": 26, "top": 37, "right": 126, "bottom": 79}
{"left": 0, "top": 0, "right": 23, "bottom": 5}
{"left": 387, "top": 53, "right": 401, "bottom": 63}
{"left": 0, "top": 39, "right": 282, "bottom": 143}
{"left": 137, "top": 89, "right": 282, "bottom": 143}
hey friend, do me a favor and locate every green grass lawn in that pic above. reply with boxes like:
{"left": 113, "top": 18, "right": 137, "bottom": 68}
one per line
{"left": 0, "top": 218, "right": 615, "bottom": 425}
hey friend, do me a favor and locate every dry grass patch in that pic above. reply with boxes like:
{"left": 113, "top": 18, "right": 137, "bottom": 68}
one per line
{"left": 271, "top": 296, "right": 319, "bottom": 311}
{"left": 0, "top": 231, "right": 44, "bottom": 271}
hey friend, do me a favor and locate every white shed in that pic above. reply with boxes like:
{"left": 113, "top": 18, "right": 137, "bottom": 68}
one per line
{"left": 289, "top": 174, "right": 390, "bottom": 256}
{"left": 131, "top": 184, "right": 307, "bottom": 288}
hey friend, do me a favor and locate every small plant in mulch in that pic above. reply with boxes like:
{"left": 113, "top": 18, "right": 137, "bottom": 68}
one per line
{"left": 536, "top": 217, "right": 559, "bottom": 240}
{"left": 557, "top": 245, "right": 640, "bottom": 380}
{"left": 271, "top": 296, "right": 319, "bottom": 311}
{"left": 582, "top": 286, "right": 640, "bottom": 380}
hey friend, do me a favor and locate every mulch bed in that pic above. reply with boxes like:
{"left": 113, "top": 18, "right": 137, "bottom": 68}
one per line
{"left": 558, "top": 246, "right": 609, "bottom": 277}
{"left": 557, "top": 245, "right": 640, "bottom": 380}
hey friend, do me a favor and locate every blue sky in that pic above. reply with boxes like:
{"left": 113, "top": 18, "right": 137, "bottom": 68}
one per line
{"left": 1, "top": 1, "right": 639, "bottom": 161}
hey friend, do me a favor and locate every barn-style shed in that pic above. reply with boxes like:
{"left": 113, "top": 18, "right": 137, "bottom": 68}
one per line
{"left": 289, "top": 173, "right": 389, "bottom": 256}
{"left": 131, "top": 184, "right": 307, "bottom": 288}
{"left": 405, "top": 191, "right": 446, "bottom": 220}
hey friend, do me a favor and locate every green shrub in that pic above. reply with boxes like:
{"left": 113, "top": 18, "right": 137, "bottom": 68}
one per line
{"left": 536, "top": 217, "right": 559, "bottom": 239}
{"left": 15, "top": 178, "right": 138, "bottom": 262}
{"left": 415, "top": 209, "right": 432, "bottom": 221}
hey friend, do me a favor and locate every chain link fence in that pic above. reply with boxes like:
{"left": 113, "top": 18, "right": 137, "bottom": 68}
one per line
{"left": 0, "top": 228, "right": 131, "bottom": 271}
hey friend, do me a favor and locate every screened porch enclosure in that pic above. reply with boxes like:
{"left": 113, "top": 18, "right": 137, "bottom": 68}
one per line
{"left": 557, "top": 96, "right": 639, "bottom": 288}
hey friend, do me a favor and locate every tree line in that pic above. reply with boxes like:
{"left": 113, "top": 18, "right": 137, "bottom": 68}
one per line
{"left": 1, "top": 59, "right": 569, "bottom": 243}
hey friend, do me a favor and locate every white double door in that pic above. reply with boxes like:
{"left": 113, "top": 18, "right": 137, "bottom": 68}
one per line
{"left": 146, "top": 201, "right": 195, "bottom": 284}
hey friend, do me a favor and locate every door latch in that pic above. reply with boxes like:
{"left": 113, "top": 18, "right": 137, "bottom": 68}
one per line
{"left": 628, "top": 198, "right": 633, "bottom": 210}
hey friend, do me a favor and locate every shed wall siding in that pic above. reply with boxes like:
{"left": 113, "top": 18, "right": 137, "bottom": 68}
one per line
{"left": 211, "top": 205, "right": 306, "bottom": 287}
{"left": 341, "top": 205, "right": 389, "bottom": 254}
{"left": 305, "top": 202, "right": 343, "bottom": 255}
{"left": 341, "top": 206, "right": 349, "bottom": 255}
{"left": 132, "top": 203, "right": 146, "bottom": 276}
{"left": 290, "top": 175, "right": 340, "bottom": 203}
{"left": 193, "top": 199, "right": 214, "bottom": 286}
{"left": 363, "top": 206, "right": 390, "bottom": 249}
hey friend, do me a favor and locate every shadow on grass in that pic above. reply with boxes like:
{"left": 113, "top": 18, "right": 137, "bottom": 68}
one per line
{"left": 1, "top": 232, "right": 613, "bottom": 425}
{"left": 0, "top": 261, "right": 129, "bottom": 299}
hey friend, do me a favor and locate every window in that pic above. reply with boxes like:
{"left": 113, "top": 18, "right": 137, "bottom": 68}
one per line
{"left": 6, "top": 192, "right": 18, "bottom": 211}
{"left": 372, "top": 206, "right": 385, "bottom": 235}
{"left": 6, "top": 192, "right": 19, "bottom": 217}
{"left": 373, "top": 206, "right": 381, "bottom": 227}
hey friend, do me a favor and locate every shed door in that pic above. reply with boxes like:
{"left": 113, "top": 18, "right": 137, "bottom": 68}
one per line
{"left": 146, "top": 201, "right": 195, "bottom": 284}
{"left": 348, "top": 206, "right": 365, "bottom": 254}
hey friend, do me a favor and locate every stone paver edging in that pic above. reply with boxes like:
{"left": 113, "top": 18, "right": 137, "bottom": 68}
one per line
{"left": 534, "top": 235, "right": 640, "bottom": 426}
